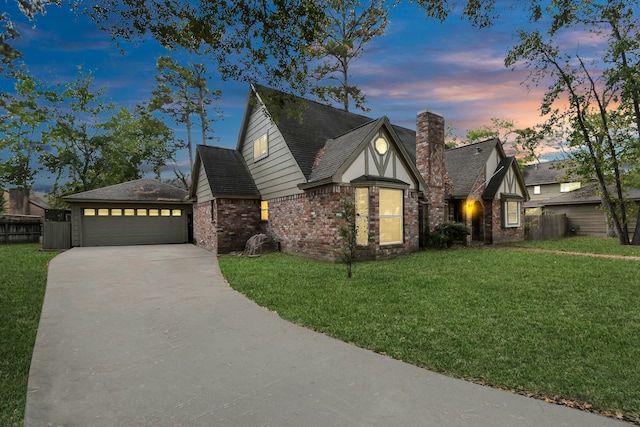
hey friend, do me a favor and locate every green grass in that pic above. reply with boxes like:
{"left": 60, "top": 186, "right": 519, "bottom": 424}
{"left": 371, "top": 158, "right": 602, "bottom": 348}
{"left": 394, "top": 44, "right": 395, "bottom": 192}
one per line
{"left": 0, "top": 245, "right": 57, "bottom": 427}
{"left": 506, "top": 236, "right": 640, "bottom": 257}
{"left": 220, "top": 248, "right": 640, "bottom": 422}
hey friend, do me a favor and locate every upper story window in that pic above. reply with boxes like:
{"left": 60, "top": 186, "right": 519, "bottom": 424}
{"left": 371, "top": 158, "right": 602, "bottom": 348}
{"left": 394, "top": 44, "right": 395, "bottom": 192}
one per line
{"left": 560, "top": 182, "right": 581, "bottom": 193}
{"left": 533, "top": 185, "right": 541, "bottom": 195}
{"left": 253, "top": 134, "right": 268, "bottom": 161}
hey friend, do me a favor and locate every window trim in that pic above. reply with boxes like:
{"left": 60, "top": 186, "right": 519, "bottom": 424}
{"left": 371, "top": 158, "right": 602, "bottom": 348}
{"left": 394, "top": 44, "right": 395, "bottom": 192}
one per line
{"left": 503, "top": 200, "right": 521, "bottom": 228}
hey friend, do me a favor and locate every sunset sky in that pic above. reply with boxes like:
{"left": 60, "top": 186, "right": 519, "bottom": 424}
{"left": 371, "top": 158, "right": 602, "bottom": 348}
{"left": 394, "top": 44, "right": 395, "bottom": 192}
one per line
{"left": 2, "top": 1, "right": 584, "bottom": 188}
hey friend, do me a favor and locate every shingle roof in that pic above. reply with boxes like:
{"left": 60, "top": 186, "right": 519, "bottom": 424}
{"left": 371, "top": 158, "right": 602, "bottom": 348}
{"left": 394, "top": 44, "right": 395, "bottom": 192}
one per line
{"left": 63, "top": 179, "right": 189, "bottom": 203}
{"left": 196, "top": 145, "right": 260, "bottom": 197}
{"left": 254, "top": 86, "right": 417, "bottom": 180}
{"left": 308, "top": 118, "right": 381, "bottom": 182}
{"left": 522, "top": 160, "right": 572, "bottom": 185}
{"left": 445, "top": 138, "right": 500, "bottom": 198}
{"left": 533, "top": 183, "right": 640, "bottom": 206}
{"left": 483, "top": 157, "right": 517, "bottom": 199}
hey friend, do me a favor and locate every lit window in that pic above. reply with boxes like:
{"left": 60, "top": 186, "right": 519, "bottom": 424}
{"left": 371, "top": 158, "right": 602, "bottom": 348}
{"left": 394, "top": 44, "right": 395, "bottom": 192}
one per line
{"left": 355, "top": 188, "right": 369, "bottom": 246}
{"left": 137, "top": 209, "right": 147, "bottom": 216}
{"left": 111, "top": 209, "right": 122, "bottom": 216}
{"left": 98, "top": 208, "right": 109, "bottom": 216}
{"left": 83, "top": 208, "right": 96, "bottom": 216}
{"left": 560, "top": 182, "right": 581, "bottom": 192}
{"left": 161, "top": 209, "right": 171, "bottom": 217}
{"left": 124, "top": 209, "right": 135, "bottom": 216}
{"left": 171, "top": 209, "right": 182, "bottom": 217}
{"left": 379, "top": 188, "right": 403, "bottom": 245}
{"left": 149, "top": 209, "right": 159, "bottom": 217}
{"left": 504, "top": 200, "right": 521, "bottom": 227}
{"left": 253, "top": 134, "right": 268, "bottom": 161}
{"left": 533, "top": 185, "right": 541, "bottom": 195}
{"left": 374, "top": 136, "right": 388, "bottom": 155}
{"left": 261, "top": 201, "right": 269, "bottom": 221}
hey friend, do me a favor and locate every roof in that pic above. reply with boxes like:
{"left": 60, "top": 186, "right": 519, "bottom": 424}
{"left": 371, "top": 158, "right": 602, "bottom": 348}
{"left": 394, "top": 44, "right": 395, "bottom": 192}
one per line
{"left": 522, "top": 160, "right": 573, "bottom": 185}
{"left": 63, "top": 179, "right": 189, "bottom": 203}
{"left": 483, "top": 157, "right": 515, "bottom": 199}
{"left": 529, "top": 183, "right": 640, "bottom": 207}
{"left": 195, "top": 145, "right": 260, "bottom": 198}
{"left": 250, "top": 85, "right": 418, "bottom": 180}
{"left": 445, "top": 138, "right": 500, "bottom": 198}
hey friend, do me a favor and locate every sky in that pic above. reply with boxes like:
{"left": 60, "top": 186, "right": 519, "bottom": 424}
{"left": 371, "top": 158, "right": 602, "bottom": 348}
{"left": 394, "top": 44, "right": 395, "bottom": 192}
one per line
{"left": 2, "top": 1, "right": 560, "bottom": 190}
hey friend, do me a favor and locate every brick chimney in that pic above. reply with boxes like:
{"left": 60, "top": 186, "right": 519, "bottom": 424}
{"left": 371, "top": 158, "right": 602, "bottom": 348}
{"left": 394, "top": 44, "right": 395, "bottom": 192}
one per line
{"left": 415, "top": 109, "right": 446, "bottom": 230}
{"left": 9, "top": 188, "right": 30, "bottom": 215}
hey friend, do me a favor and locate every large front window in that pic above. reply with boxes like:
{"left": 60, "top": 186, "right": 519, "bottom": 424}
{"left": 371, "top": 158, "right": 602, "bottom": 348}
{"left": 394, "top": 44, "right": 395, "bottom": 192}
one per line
{"left": 379, "top": 188, "right": 403, "bottom": 245}
{"left": 355, "top": 188, "right": 369, "bottom": 245}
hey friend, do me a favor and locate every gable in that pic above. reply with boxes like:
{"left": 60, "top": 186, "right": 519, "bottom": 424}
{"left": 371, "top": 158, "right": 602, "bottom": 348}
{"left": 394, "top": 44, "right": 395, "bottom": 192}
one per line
{"left": 445, "top": 139, "right": 500, "bottom": 198}
{"left": 303, "top": 117, "right": 424, "bottom": 191}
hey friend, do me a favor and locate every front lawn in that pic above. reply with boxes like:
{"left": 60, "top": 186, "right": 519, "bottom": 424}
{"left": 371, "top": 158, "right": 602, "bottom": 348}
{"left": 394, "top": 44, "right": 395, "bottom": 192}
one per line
{"left": 220, "top": 247, "right": 640, "bottom": 423}
{"left": 0, "top": 244, "right": 57, "bottom": 427}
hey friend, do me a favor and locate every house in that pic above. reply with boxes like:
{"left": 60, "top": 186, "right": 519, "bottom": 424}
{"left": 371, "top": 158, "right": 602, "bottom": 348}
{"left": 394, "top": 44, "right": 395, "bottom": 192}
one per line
{"left": 522, "top": 160, "right": 582, "bottom": 214}
{"left": 445, "top": 138, "right": 529, "bottom": 244}
{"left": 190, "top": 85, "right": 528, "bottom": 259}
{"left": 2, "top": 188, "right": 49, "bottom": 219}
{"left": 63, "top": 179, "right": 192, "bottom": 246}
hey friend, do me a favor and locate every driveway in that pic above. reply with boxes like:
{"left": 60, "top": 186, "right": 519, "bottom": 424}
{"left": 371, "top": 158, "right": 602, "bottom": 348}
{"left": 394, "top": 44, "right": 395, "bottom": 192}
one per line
{"left": 25, "top": 245, "right": 628, "bottom": 426}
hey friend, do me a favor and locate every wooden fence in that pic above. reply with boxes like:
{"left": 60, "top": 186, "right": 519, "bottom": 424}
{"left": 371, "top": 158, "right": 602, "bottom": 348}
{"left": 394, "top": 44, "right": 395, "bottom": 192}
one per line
{"left": 0, "top": 218, "right": 41, "bottom": 244}
{"left": 525, "top": 214, "right": 567, "bottom": 241}
{"left": 43, "top": 222, "right": 71, "bottom": 250}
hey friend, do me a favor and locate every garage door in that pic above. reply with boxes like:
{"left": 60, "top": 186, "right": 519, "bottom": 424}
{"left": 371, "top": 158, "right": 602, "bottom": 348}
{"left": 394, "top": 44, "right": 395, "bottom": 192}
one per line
{"left": 81, "top": 206, "right": 188, "bottom": 246}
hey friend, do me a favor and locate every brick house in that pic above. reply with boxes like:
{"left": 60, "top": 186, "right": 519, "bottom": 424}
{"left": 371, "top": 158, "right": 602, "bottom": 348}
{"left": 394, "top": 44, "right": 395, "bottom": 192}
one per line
{"left": 190, "top": 85, "right": 528, "bottom": 258}
{"left": 445, "top": 138, "right": 529, "bottom": 244}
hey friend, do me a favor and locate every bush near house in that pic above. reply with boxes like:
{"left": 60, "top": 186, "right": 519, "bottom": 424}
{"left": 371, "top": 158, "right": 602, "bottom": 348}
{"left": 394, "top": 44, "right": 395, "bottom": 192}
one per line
{"left": 430, "top": 221, "right": 471, "bottom": 248}
{"left": 220, "top": 245, "right": 640, "bottom": 423}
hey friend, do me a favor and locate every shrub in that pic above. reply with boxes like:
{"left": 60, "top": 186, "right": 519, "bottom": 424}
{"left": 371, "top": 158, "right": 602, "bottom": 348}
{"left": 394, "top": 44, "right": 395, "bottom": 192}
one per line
{"left": 430, "top": 221, "right": 470, "bottom": 248}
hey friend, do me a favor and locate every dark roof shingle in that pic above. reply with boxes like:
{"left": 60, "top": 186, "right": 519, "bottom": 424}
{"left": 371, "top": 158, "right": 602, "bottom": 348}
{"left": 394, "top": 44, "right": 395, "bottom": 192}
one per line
{"left": 445, "top": 139, "right": 500, "bottom": 198}
{"left": 197, "top": 145, "right": 260, "bottom": 197}
{"left": 63, "top": 179, "right": 189, "bottom": 202}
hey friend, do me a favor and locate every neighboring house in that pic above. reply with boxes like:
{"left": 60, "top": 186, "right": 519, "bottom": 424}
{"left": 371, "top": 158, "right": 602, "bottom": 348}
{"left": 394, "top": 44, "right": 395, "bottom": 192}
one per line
{"left": 445, "top": 138, "right": 529, "bottom": 244}
{"left": 190, "top": 85, "right": 528, "bottom": 259}
{"left": 523, "top": 160, "right": 582, "bottom": 212}
{"left": 2, "top": 188, "right": 49, "bottom": 219}
{"left": 64, "top": 179, "right": 192, "bottom": 246}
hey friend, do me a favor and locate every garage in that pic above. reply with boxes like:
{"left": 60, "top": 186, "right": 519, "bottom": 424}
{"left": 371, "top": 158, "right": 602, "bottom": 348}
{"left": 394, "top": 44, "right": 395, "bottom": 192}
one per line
{"left": 64, "top": 179, "right": 192, "bottom": 247}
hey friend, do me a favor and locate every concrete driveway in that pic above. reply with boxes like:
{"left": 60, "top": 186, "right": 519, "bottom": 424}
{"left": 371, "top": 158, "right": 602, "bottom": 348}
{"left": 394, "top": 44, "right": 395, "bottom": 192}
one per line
{"left": 25, "top": 245, "right": 628, "bottom": 426}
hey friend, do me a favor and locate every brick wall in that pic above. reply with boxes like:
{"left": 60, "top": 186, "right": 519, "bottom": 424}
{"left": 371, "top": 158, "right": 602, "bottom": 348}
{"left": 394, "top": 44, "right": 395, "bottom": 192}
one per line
{"left": 193, "top": 201, "right": 217, "bottom": 252}
{"left": 217, "top": 198, "right": 262, "bottom": 253}
{"left": 415, "top": 109, "right": 446, "bottom": 230}
{"left": 268, "top": 185, "right": 419, "bottom": 261}
{"left": 489, "top": 200, "right": 526, "bottom": 243}
{"left": 193, "top": 198, "right": 262, "bottom": 254}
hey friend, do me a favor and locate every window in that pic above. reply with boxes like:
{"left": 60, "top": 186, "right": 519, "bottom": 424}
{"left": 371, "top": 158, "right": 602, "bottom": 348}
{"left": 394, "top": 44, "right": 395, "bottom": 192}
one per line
{"left": 149, "top": 209, "right": 159, "bottom": 217}
{"left": 504, "top": 200, "right": 521, "bottom": 227}
{"left": 161, "top": 209, "right": 171, "bottom": 217}
{"left": 379, "top": 188, "right": 403, "bottom": 245}
{"left": 124, "top": 208, "right": 135, "bottom": 216}
{"left": 560, "top": 182, "right": 581, "bottom": 192}
{"left": 533, "top": 185, "right": 541, "bottom": 195}
{"left": 355, "top": 188, "right": 369, "bottom": 245}
{"left": 171, "top": 209, "right": 182, "bottom": 217}
{"left": 111, "top": 208, "right": 122, "bottom": 216}
{"left": 253, "top": 134, "right": 268, "bottom": 161}
{"left": 137, "top": 208, "right": 147, "bottom": 216}
{"left": 83, "top": 208, "right": 96, "bottom": 216}
{"left": 261, "top": 200, "right": 269, "bottom": 221}
{"left": 98, "top": 208, "right": 109, "bottom": 216}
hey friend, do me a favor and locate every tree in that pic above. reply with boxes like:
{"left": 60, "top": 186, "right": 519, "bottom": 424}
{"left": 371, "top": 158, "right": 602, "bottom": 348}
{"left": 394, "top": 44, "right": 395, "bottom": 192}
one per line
{"left": 337, "top": 195, "right": 358, "bottom": 278}
{"left": 0, "top": 69, "right": 50, "bottom": 190}
{"left": 149, "top": 56, "right": 221, "bottom": 172}
{"left": 42, "top": 68, "right": 177, "bottom": 203}
{"left": 310, "top": 0, "right": 391, "bottom": 112}
{"left": 505, "top": 1, "right": 640, "bottom": 245}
